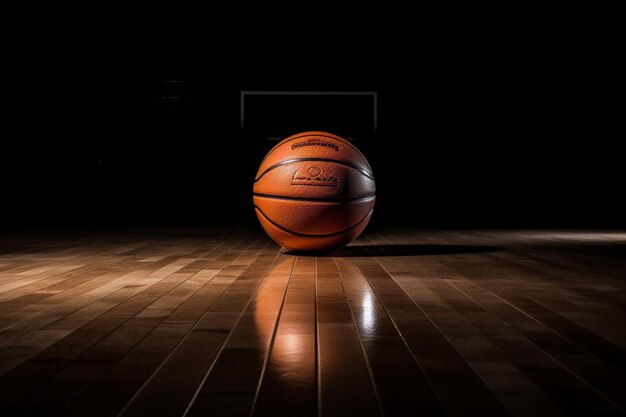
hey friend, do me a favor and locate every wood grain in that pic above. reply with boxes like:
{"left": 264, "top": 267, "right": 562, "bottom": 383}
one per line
{"left": 0, "top": 228, "right": 624, "bottom": 416}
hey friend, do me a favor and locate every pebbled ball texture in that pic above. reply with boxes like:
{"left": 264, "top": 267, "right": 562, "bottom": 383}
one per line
{"left": 253, "top": 131, "right": 375, "bottom": 252}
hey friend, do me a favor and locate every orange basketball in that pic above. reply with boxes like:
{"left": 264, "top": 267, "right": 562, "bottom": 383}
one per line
{"left": 253, "top": 131, "right": 375, "bottom": 252}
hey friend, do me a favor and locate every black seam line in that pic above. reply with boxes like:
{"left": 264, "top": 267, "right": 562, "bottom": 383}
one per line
{"left": 255, "top": 158, "right": 374, "bottom": 182}
{"left": 260, "top": 133, "right": 371, "bottom": 167}
{"left": 253, "top": 192, "right": 376, "bottom": 203}
{"left": 255, "top": 205, "right": 374, "bottom": 238}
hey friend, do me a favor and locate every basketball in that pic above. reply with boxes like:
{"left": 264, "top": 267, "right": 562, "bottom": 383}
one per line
{"left": 253, "top": 131, "right": 375, "bottom": 252}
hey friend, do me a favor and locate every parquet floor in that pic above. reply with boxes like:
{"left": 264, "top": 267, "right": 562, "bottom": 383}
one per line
{"left": 0, "top": 228, "right": 625, "bottom": 416}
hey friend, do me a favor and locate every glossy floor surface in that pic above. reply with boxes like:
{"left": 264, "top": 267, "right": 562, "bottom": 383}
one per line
{"left": 0, "top": 229, "right": 625, "bottom": 416}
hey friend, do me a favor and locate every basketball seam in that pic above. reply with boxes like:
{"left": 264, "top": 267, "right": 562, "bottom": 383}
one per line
{"left": 254, "top": 205, "right": 374, "bottom": 238}
{"left": 260, "top": 132, "right": 340, "bottom": 165}
{"left": 259, "top": 132, "right": 371, "bottom": 167}
{"left": 263, "top": 228, "right": 299, "bottom": 251}
{"left": 254, "top": 158, "right": 374, "bottom": 183}
{"left": 253, "top": 192, "right": 376, "bottom": 203}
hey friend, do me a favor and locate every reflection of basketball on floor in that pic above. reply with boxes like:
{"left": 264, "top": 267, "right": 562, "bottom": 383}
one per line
{"left": 253, "top": 131, "right": 376, "bottom": 252}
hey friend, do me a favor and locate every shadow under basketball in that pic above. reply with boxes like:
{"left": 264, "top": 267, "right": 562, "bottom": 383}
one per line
{"left": 285, "top": 244, "right": 499, "bottom": 257}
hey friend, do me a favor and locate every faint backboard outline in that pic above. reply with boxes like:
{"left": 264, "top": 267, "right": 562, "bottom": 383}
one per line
{"left": 240, "top": 91, "right": 378, "bottom": 131}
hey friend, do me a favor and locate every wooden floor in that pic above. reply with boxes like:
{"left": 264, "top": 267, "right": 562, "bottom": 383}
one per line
{"left": 0, "top": 229, "right": 625, "bottom": 416}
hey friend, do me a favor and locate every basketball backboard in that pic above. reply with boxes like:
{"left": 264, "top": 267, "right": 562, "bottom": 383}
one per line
{"left": 240, "top": 91, "right": 377, "bottom": 141}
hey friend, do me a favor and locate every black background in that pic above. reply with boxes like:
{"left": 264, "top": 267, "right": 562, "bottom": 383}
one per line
{"left": 3, "top": 18, "right": 622, "bottom": 231}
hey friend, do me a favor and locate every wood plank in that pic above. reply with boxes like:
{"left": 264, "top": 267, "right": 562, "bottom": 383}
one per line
{"left": 354, "top": 257, "right": 508, "bottom": 417}
{"left": 103, "top": 242, "right": 275, "bottom": 417}
{"left": 251, "top": 256, "right": 317, "bottom": 417}
{"left": 64, "top": 245, "right": 278, "bottom": 417}
{"left": 490, "top": 250, "right": 626, "bottom": 347}
{"left": 444, "top": 275, "right": 625, "bottom": 416}
{"left": 0, "top": 256, "right": 199, "bottom": 409}
{"left": 316, "top": 257, "right": 382, "bottom": 417}
{"left": 0, "top": 261, "right": 114, "bottom": 307}
{"left": 183, "top": 254, "right": 294, "bottom": 417}
{"left": 336, "top": 258, "right": 446, "bottom": 416}
{"left": 381, "top": 256, "right": 567, "bottom": 417}
{"left": 433, "top": 257, "right": 625, "bottom": 413}
{"left": 0, "top": 228, "right": 624, "bottom": 416}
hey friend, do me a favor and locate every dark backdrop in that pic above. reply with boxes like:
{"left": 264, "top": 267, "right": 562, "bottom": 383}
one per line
{"left": 3, "top": 28, "right": 622, "bottom": 230}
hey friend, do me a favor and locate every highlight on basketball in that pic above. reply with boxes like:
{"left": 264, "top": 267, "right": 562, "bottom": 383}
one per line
{"left": 253, "top": 131, "right": 375, "bottom": 252}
